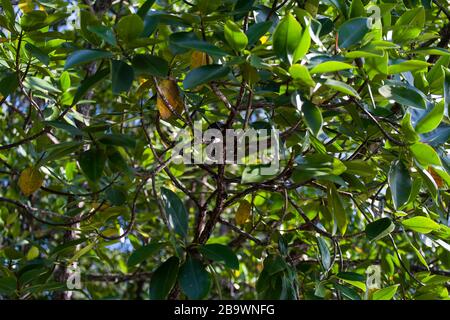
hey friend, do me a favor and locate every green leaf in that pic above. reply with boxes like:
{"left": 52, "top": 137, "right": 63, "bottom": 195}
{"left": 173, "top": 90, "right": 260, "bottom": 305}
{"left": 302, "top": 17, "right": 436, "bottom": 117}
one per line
{"left": 60, "top": 71, "right": 71, "bottom": 92}
{"left": 324, "top": 79, "right": 360, "bottom": 98}
{"left": 401, "top": 216, "right": 440, "bottom": 234}
{"left": 418, "top": 166, "right": 438, "bottom": 201}
{"left": 111, "top": 60, "right": 134, "bottom": 94}
{"left": 1, "top": 0, "right": 14, "bottom": 27}
{"left": 161, "top": 187, "right": 188, "bottom": 238}
{"left": 25, "top": 76, "right": 61, "bottom": 94}
{"left": 169, "top": 32, "right": 227, "bottom": 57}
{"left": 365, "top": 218, "right": 395, "bottom": 242}
{"left": 132, "top": 54, "right": 169, "bottom": 78}
{"left": 328, "top": 183, "right": 348, "bottom": 234}
{"left": 387, "top": 60, "right": 430, "bottom": 75}
{"left": 293, "top": 19, "right": 310, "bottom": 63}
{"left": 25, "top": 43, "right": 50, "bottom": 65}
{"left": 337, "top": 18, "right": 370, "bottom": 49}
{"left": 317, "top": 237, "right": 331, "bottom": 271}
{"left": 44, "top": 120, "right": 83, "bottom": 136}
{"left": 106, "top": 187, "right": 127, "bottom": 206}
{"left": 326, "top": 0, "right": 348, "bottom": 18}
{"left": 107, "top": 148, "right": 131, "bottom": 174}
{"left": 78, "top": 148, "right": 107, "bottom": 182}
{"left": 127, "top": 242, "right": 164, "bottom": 267}
{"left": 289, "top": 64, "right": 315, "bottom": 87}
{"left": 0, "top": 277, "right": 17, "bottom": 295}
{"left": 137, "top": 0, "right": 156, "bottom": 19}
{"left": 302, "top": 101, "right": 322, "bottom": 136}
{"left": 224, "top": 20, "right": 248, "bottom": 52}
{"left": 68, "top": 241, "right": 96, "bottom": 265}
{"left": 0, "top": 72, "right": 19, "bottom": 97}
{"left": 293, "top": 153, "right": 347, "bottom": 182}
{"left": 26, "top": 246, "right": 39, "bottom": 260}
{"left": 41, "top": 141, "right": 83, "bottom": 164}
{"left": 372, "top": 285, "right": 399, "bottom": 300}
{"left": 73, "top": 68, "right": 110, "bottom": 104}
{"left": 401, "top": 112, "right": 420, "bottom": 143}
{"left": 379, "top": 83, "right": 427, "bottom": 109}
{"left": 410, "top": 142, "right": 442, "bottom": 167}
{"left": 87, "top": 25, "right": 117, "bottom": 46}
{"left": 179, "top": 255, "right": 211, "bottom": 300}
{"left": 310, "top": 61, "right": 355, "bottom": 74}
{"left": 116, "top": 14, "right": 144, "bottom": 43}
{"left": 349, "top": 0, "right": 365, "bottom": 18}
{"left": 183, "top": 64, "right": 230, "bottom": 90}
{"left": 150, "top": 256, "right": 179, "bottom": 300}
{"left": 343, "top": 160, "right": 377, "bottom": 177}
{"left": 415, "top": 102, "right": 445, "bottom": 134}
{"left": 20, "top": 11, "right": 48, "bottom": 31}
{"left": 98, "top": 134, "right": 136, "bottom": 149}
{"left": 246, "top": 21, "right": 272, "bottom": 46}
{"left": 199, "top": 244, "right": 239, "bottom": 269}
{"left": 443, "top": 67, "right": 450, "bottom": 114}
{"left": 273, "top": 13, "right": 303, "bottom": 65}
{"left": 388, "top": 160, "right": 412, "bottom": 209}
{"left": 392, "top": 7, "right": 425, "bottom": 43}
{"left": 410, "top": 47, "right": 450, "bottom": 56}
{"left": 64, "top": 50, "right": 113, "bottom": 70}
{"left": 335, "top": 283, "right": 361, "bottom": 300}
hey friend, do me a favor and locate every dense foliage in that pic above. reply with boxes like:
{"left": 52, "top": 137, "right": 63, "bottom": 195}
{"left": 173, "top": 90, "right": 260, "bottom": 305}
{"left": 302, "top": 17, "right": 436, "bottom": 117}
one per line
{"left": 1, "top": 0, "right": 450, "bottom": 300}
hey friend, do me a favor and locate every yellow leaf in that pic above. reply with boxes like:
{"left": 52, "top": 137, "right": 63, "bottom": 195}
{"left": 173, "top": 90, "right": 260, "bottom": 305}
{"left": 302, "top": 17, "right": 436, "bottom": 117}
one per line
{"left": 91, "top": 202, "right": 110, "bottom": 212}
{"left": 18, "top": 167, "right": 44, "bottom": 196}
{"left": 26, "top": 246, "right": 39, "bottom": 260}
{"left": 235, "top": 200, "right": 251, "bottom": 225}
{"left": 156, "top": 79, "right": 184, "bottom": 120}
{"left": 101, "top": 228, "right": 119, "bottom": 237}
{"left": 18, "top": 0, "right": 34, "bottom": 13}
{"left": 190, "top": 51, "right": 211, "bottom": 69}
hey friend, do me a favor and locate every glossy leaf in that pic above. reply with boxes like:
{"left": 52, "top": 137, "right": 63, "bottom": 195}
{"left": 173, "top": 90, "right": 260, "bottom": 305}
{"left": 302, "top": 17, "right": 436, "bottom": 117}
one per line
{"left": 116, "top": 14, "right": 144, "bottom": 43}
{"left": 183, "top": 65, "right": 230, "bottom": 90}
{"left": 415, "top": 102, "right": 445, "bottom": 134}
{"left": 78, "top": 148, "right": 107, "bottom": 183}
{"left": 338, "top": 18, "right": 370, "bottom": 49}
{"left": 199, "top": 244, "right": 239, "bottom": 269}
{"left": 302, "top": 101, "right": 323, "bottom": 136}
{"left": 179, "top": 255, "right": 211, "bottom": 300}
{"left": 310, "top": 61, "right": 354, "bottom": 74}
{"left": 111, "top": 60, "right": 134, "bottom": 94}
{"left": 224, "top": 20, "right": 248, "bottom": 52}
{"left": 132, "top": 54, "right": 169, "bottom": 78}
{"left": 127, "top": 242, "right": 164, "bottom": 267}
{"left": 64, "top": 50, "right": 113, "bottom": 70}
{"left": 410, "top": 142, "right": 442, "bottom": 167}
{"left": 273, "top": 13, "right": 302, "bottom": 65}
{"left": 372, "top": 285, "right": 399, "bottom": 300}
{"left": 161, "top": 187, "right": 189, "bottom": 238}
{"left": 317, "top": 237, "right": 331, "bottom": 271}
{"left": 388, "top": 160, "right": 412, "bottom": 209}
{"left": 246, "top": 21, "right": 272, "bottom": 46}
{"left": 150, "top": 256, "right": 179, "bottom": 300}
{"left": 401, "top": 216, "right": 440, "bottom": 234}
{"left": 365, "top": 218, "right": 395, "bottom": 242}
